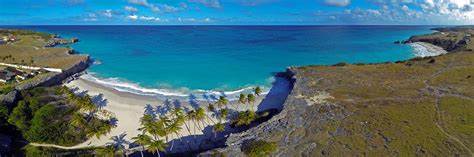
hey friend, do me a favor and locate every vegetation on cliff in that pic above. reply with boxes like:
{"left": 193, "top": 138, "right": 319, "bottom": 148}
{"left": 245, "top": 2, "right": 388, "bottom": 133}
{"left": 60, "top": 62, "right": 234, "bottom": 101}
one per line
{"left": 1, "top": 86, "right": 114, "bottom": 146}
{"left": 207, "top": 28, "right": 474, "bottom": 156}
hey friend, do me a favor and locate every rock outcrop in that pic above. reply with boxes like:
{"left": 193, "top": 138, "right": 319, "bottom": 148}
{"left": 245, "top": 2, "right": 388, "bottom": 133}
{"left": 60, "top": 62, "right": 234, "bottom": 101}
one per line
{"left": 201, "top": 27, "right": 474, "bottom": 156}
{"left": 16, "top": 54, "right": 90, "bottom": 90}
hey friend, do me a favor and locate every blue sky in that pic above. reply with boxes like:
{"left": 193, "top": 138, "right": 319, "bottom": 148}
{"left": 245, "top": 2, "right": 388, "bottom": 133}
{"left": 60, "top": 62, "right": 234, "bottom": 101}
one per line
{"left": 1, "top": 0, "right": 473, "bottom": 25}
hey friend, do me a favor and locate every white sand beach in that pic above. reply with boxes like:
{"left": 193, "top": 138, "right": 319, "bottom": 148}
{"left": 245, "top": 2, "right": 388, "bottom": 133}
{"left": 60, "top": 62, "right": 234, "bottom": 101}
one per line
{"left": 44, "top": 76, "right": 290, "bottom": 152}
{"left": 410, "top": 42, "right": 448, "bottom": 57}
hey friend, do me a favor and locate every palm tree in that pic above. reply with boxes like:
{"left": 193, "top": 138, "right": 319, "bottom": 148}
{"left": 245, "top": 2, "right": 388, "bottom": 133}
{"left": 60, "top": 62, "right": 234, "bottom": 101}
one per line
{"left": 231, "top": 110, "right": 257, "bottom": 127}
{"left": 157, "top": 116, "right": 171, "bottom": 145}
{"left": 167, "top": 121, "right": 183, "bottom": 151}
{"left": 254, "top": 86, "right": 262, "bottom": 96}
{"left": 219, "top": 109, "right": 229, "bottom": 122}
{"left": 147, "top": 139, "right": 168, "bottom": 157}
{"left": 107, "top": 134, "right": 130, "bottom": 156}
{"left": 207, "top": 103, "right": 215, "bottom": 112}
{"left": 70, "top": 113, "right": 86, "bottom": 128}
{"left": 95, "top": 124, "right": 112, "bottom": 139}
{"left": 132, "top": 133, "right": 152, "bottom": 157}
{"left": 247, "top": 94, "right": 256, "bottom": 110}
{"left": 186, "top": 110, "right": 199, "bottom": 141}
{"left": 217, "top": 96, "right": 228, "bottom": 109}
{"left": 95, "top": 145, "right": 121, "bottom": 157}
{"left": 212, "top": 122, "right": 225, "bottom": 139}
{"left": 238, "top": 93, "right": 247, "bottom": 110}
{"left": 195, "top": 107, "right": 207, "bottom": 126}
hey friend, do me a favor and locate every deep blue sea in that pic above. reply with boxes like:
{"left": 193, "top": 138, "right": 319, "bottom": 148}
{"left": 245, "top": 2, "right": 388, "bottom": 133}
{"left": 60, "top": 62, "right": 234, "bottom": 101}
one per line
{"left": 4, "top": 25, "right": 435, "bottom": 99}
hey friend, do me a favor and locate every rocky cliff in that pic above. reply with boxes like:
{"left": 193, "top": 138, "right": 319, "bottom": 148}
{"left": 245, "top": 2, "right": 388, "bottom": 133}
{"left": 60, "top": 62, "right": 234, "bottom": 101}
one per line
{"left": 16, "top": 54, "right": 89, "bottom": 90}
{"left": 202, "top": 28, "right": 474, "bottom": 156}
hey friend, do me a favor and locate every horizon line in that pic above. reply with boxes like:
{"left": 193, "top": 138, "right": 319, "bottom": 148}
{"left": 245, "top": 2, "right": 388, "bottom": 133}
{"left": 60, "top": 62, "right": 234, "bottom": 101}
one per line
{"left": 0, "top": 24, "right": 462, "bottom": 26}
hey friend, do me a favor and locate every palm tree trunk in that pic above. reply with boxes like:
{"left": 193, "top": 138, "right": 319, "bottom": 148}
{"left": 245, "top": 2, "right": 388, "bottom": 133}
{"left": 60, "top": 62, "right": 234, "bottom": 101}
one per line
{"left": 183, "top": 120, "right": 193, "bottom": 136}
{"left": 170, "top": 139, "right": 175, "bottom": 151}
{"left": 206, "top": 115, "right": 216, "bottom": 124}
{"left": 157, "top": 151, "right": 160, "bottom": 157}
{"left": 140, "top": 150, "right": 144, "bottom": 157}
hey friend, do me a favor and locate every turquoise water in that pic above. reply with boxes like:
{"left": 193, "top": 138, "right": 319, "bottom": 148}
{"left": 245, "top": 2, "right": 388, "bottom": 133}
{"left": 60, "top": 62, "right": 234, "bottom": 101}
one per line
{"left": 7, "top": 25, "right": 434, "bottom": 98}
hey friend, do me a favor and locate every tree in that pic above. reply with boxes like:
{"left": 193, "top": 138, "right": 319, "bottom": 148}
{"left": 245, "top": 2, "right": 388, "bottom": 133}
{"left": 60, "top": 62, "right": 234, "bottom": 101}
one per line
{"left": 238, "top": 93, "right": 247, "bottom": 110}
{"left": 212, "top": 122, "right": 225, "bottom": 139}
{"left": 231, "top": 110, "right": 256, "bottom": 127}
{"left": 207, "top": 103, "right": 215, "bottom": 112}
{"left": 147, "top": 139, "right": 168, "bottom": 157}
{"left": 195, "top": 107, "right": 207, "bottom": 127}
{"left": 70, "top": 113, "right": 86, "bottom": 129}
{"left": 132, "top": 133, "right": 152, "bottom": 157}
{"left": 186, "top": 110, "right": 200, "bottom": 140}
{"left": 217, "top": 96, "right": 228, "bottom": 109}
{"left": 8, "top": 101, "right": 31, "bottom": 131}
{"left": 243, "top": 140, "right": 278, "bottom": 157}
{"left": 167, "top": 121, "right": 183, "bottom": 151}
{"left": 95, "top": 145, "right": 121, "bottom": 157}
{"left": 95, "top": 124, "right": 113, "bottom": 139}
{"left": 247, "top": 94, "right": 256, "bottom": 110}
{"left": 254, "top": 86, "right": 262, "bottom": 96}
{"left": 219, "top": 109, "right": 229, "bottom": 122}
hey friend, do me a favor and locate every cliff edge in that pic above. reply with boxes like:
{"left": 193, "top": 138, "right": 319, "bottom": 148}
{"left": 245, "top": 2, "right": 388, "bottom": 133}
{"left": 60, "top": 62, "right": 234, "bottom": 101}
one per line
{"left": 202, "top": 27, "right": 474, "bottom": 156}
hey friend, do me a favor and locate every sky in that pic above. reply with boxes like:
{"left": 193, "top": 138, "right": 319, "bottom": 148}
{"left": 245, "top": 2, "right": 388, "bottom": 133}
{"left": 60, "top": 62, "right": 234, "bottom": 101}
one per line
{"left": 1, "top": 0, "right": 474, "bottom": 25}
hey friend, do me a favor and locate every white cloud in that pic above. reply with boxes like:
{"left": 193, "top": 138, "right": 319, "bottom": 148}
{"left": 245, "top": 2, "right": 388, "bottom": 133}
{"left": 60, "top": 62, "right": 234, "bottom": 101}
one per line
{"left": 189, "top": 0, "right": 221, "bottom": 9}
{"left": 124, "top": 6, "right": 138, "bottom": 13}
{"left": 84, "top": 18, "right": 97, "bottom": 22}
{"left": 127, "top": 0, "right": 183, "bottom": 13}
{"left": 103, "top": 10, "right": 113, "bottom": 17}
{"left": 324, "top": 0, "right": 351, "bottom": 7}
{"left": 128, "top": 0, "right": 149, "bottom": 7}
{"left": 161, "top": 4, "right": 179, "bottom": 13}
{"left": 139, "top": 16, "right": 161, "bottom": 21}
{"left": 127, "top": 15, "right": 138, "bottom": 20}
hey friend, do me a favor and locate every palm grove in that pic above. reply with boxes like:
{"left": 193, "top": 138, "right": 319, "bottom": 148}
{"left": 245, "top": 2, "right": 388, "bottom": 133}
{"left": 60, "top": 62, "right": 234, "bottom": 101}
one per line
{"left": 0, "top": 86, "right": 116, "bottom": 147}
{"left": 97, "top": 86, "right": 265, "bottom": 156}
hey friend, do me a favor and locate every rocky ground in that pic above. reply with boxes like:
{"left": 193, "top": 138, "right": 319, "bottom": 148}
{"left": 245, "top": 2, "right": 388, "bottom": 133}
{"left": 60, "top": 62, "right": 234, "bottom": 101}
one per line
{"left": 202, "top": 27, "right": 474, "bottom": 156}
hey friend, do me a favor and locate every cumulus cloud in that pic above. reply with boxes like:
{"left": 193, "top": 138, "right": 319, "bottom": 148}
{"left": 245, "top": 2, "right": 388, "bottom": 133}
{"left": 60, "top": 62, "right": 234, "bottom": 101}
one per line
{"left": 325, "top": 0, "right": 474, "bottom": 24}
{"left": 103, "top": 10, "right": 113, "bottom": 17}
{"left": 324, "top": 0, "right": 351, "bottom": 7}
{"left": 127, "top": 0, "right": 184, "bottom": 13}
{"left": 99, "top": 10, "right": 123, "bottom": 18}
{"left": 124, "top": 6, "right": 138, "bottom": 13}
{"left": 128, "top": 0, "right": 149, "bottom": 7}
{"left": 189, "top": 0, "right": 221, "bottom": 9}
{"left": 178, "top": 17, "right": 214, "bottom": 22}
{"left": 139, "top": 16, "right": 160, "bottom": 21}
{"left": 127, "top": 14, "right": 138, "bottom": 20}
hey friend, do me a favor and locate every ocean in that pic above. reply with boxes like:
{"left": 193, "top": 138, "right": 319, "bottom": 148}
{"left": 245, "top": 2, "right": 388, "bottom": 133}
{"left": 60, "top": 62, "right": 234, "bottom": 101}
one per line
{"left": 4, "top": 25, "right": 436, "bottom": 99}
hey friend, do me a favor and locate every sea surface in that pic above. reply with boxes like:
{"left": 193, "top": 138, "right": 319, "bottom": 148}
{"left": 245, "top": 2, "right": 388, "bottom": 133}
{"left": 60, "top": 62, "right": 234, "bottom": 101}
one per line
{"left": 4, "top": 25, "right": 436, "bottom": 99}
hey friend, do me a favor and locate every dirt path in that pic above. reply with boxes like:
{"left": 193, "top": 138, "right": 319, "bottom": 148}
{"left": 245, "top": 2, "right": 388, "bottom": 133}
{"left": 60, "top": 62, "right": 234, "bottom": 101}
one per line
{"left": 424, "top": 54, "right": 474, "bottom": 156}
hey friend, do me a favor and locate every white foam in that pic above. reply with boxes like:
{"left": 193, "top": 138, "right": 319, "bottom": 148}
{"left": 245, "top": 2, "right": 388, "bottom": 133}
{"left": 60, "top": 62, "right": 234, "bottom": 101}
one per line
{"left": 80, "top": 73, "right": 269, "bottom": 101}
{"left": 409, "top": 42, "right": 447, "bottom": 57}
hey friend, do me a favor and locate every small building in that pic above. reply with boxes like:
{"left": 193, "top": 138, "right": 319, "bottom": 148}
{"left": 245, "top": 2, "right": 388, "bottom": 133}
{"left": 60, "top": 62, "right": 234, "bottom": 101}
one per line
{"left": 0, "top": 72, "right": 12, "bottom": 83}
{"left": 31, "top": 68, "right": 48, "bottom": 75}
{"left": 3, "top": 67, "right": 31, "bottom": 81}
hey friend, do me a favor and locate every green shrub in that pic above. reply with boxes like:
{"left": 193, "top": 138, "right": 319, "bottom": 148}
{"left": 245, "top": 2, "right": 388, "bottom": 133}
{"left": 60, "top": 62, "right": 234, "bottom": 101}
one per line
{"left": 332, "top": 62, "right": 348, "bottom": 66}
{"left": 243, "top": 140, "right": 278, "bottom": 157}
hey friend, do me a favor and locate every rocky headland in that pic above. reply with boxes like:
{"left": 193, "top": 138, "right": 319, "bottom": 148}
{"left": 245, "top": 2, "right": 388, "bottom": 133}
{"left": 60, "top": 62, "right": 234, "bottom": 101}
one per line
{"left": 202, "top": 27, "right": 474, "bottom": 156}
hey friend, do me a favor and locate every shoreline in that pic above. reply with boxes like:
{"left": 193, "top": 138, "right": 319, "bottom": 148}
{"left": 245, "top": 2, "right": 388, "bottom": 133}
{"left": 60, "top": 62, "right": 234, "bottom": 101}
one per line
{"left": 79, "top": 72, "right": 272, "bottom": 101}
{"left": 60, "top": 76, "right": 290, "bottom": 152}
{"left": 409, "top": 42, "right": 448, "bottom": 57}
{"left": 54, "top": 41, "right": 444, "bottom": 150}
